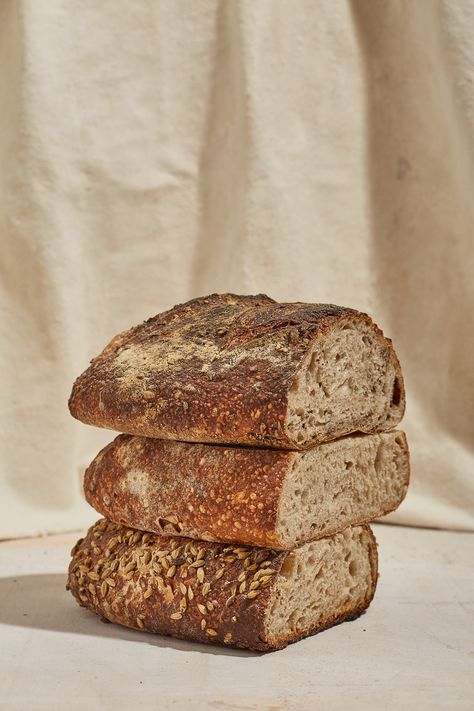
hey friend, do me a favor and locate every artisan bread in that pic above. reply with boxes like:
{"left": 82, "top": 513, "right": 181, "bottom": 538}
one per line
{"left": 67, "top": 519, "right": 378, "bottom": 652}
{"left": 69, "top": 294, "right": 405, "bottom": 449}
{"left": 85, "top": 431, "right": 409, "bottom": 549}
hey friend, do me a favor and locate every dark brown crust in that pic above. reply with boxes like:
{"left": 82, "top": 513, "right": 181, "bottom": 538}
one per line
{"left": 68, "top": 294, "right": 405, "bottom": 449}
{"left": 84, "top": 432, "right": 409, "bottom": 549}
{"left": 67, "top": 520, "right": 377, "bottom": 652}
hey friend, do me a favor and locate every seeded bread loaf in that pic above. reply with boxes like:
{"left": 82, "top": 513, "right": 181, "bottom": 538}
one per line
{"left": 68, "top": 293, "right": 405, "bottom": 449}
{"left": 84, "top": 431, "right": 409, "bottom": 549}
{"left": 67, "top": 519, "right": 378, "bottom": 652}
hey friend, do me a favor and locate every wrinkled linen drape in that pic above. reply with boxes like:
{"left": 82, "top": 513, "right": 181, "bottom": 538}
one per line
{"left": 1, "top": 0, "right": 473, "bottom": 538}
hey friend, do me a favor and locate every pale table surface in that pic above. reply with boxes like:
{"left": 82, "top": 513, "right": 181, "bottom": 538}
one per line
{"left": 0, "top": 524, "right": 473, "bottom": 710}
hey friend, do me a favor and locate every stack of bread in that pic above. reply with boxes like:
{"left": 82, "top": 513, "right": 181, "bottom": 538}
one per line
{"left": 67, "top": 294, "right": 409, "bottom": 651}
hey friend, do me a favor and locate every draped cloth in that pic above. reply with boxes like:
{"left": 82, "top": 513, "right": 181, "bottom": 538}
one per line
{"left": 1, "top": 0, "right": 473, "bottom": 537}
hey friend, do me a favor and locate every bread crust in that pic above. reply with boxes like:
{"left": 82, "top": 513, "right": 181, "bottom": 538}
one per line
{"left": 67, "top": 519, "right": 378, "bottom": 652}
{"left": 84, "top": 432, "right": 409, "bottom": 549}
{"left": 68, "top": 294, "right": 405, "bottom": 449}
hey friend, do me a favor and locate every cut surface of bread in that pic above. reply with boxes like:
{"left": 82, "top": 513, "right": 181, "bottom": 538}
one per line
{"left": 67, "top": 519, "right": 377, "bottom": 651}
{"left": 286, "top": 313, "right": 403, "bottom": 446}
{"left": 69, "top": 294, "right": 405, "bottom": 449}
{"left": 265, "top": 525, "right": 376, "bottom": 647}
{"left": 276, "top": 430, "right": 409, "bottom": 547}
{"left": 84, "top": 430, "right": 409, "bottom": 549}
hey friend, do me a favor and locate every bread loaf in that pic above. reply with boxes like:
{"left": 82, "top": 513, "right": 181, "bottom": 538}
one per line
{"left": 84, "top": 431, "right": 409, "bottom": 549}
{"left": 69, "top": 294, "right": 405, "bottom": 449}
{"left": 67, "top": 519, "right": 378, "bottom": 651}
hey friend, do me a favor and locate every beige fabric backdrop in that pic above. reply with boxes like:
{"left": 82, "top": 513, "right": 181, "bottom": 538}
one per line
{"left": 1, "top": 0, "right": 473, "bottom": 538}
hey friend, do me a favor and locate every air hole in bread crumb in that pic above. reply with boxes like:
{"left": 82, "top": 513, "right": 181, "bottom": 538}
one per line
{"left": 349, "top": 560, "right": 358, "bottom": 577}
{"left": 289, "top": 377, "right": 300, "bottom": 394}
{"left": 391, "top": 378, "right": 401, "bottom": 407}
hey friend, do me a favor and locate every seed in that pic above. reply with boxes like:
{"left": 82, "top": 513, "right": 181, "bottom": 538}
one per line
{"left": 124, "top": 571, "right": 134, "bottom": 581}
{"left": 239, "top": 581, "right": 246, "bottom": 594}
{"left": 249, "top": 580, "right": 260, "bottom": 591}
{"left": 88, "top": 583, "right": 95, "bottom": 595}
{"left": 255, "top": 567, "right": 275, "bottom": 579}
{"left": 260, "top": 560, "right": 272, "bottom": 567}
{"left": 187, "top": 587, "right": 194, "bottom": 601}
{"left": 111, "top": 559, "right": 119, "bottom": 572}
{"left": 100, "top": 581, "right": 108, "bottom": 597}
{"left": 196, "top": 547, "right": 206, "bottom": 561}
{"left": 131, "top": 531, "right": 142, "bottom": 545}
{"left": 247, "top": 590, "right": 260, "bottom": 599}
{"left": 124, "top": 561, "right": 136, "bottom": 573}
{"left": 161, "top": 557, "right": 169, "bottom": 571}
{"left": 170, "top": 612, "right": 182, "bottom": 621}
{"left": 259, "top": 576, "right": 273, "bottom": 587}
{"left": 142, "top": 550, "right": 151, "bottom": 565}
{"left": 202, "top": 582, "right": 211, "bottom": 596}
{"left": 231, "top": 616, "right": 238, "bottom": 623}
{"left": 136, "top": 617, "right": 144, "bottom": 629}
{"left": 206, "top": 601, "right": 214, "bottom": 612}
{"left": 105, "top": 578, "right": 115, "bottom": 587}
{"left": 87, "top": 572, "right": 100, "bottom": 581}
{"left": 180, "top": 598, "right": 187, "bottom": 613}
{"left": 144, "top": 588, "right": 153, "bottom": 599}
{"left": 197, "top": 567, "right": 205, "bottom": 584}
{"left": 201, "top": 619, "right": 207, "bottom": 631}
{"left": 237, "top": 551, "right": 250, "bottom": 560}
{"left": 79, "top": 594, "right": 88, "bottom": 603}
{"left": 237, "top": 572, "right": 246, "bottom": 583}
{"left": 224, "top": 633, "right": 232, "bottom": 644}
{"left": 179, "top": 583, "right": 187, "bottom": 596}
{"left": 142, "top": 533, "right": 151, "bottom": 544}
{"left": 166, "top": 566, "right": 176, "bottom": 578}
{"left": 206, "top": 628, "right": 218, "bottom": 637}
{"left": 223, "top": 556, "right": 236, "bottom": 564}
{"left": 225, "top": 595, "right": 235, "bottom": 607}
{"left": 156, "top": 550, "right": 168, "bottom": 558}
{"left": 215, "top": 568, "right": 224, "bottom": 580}
{"left": 190, "top": 560, "right": 205, "bottom": 569}
{"left": 108, "top": 537, "right": 119, "bottom": 549}
{"left": 197, "top": 604, "right": 207, "bottom": 615}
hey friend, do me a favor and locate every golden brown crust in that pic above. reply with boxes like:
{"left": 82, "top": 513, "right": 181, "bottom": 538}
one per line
{"left": 68, "top": 293, "right": 404, "bottom": 449}
{"left": 84, "top": 432, "right": 409, "bottom": 549}
{"left": 67, "top": 519, "right": 377, "bottom": 652}
{"left": 84, "top": 435, "right": 293, "bottom": 548}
